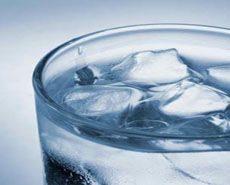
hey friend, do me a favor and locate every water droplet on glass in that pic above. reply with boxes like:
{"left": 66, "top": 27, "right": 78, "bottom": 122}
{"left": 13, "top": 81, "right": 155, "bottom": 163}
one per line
{"left": 77, "top": 46, "right": 83, "bottom": 55}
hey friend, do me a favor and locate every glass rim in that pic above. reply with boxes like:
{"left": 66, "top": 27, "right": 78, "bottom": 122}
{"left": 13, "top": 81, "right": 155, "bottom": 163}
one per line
{"left": 32, "top": 23, "right": 230, "bottom": 140}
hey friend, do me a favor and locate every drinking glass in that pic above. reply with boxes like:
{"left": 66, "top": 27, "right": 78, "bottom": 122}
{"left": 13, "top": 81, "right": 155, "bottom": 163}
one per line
{"left": 33, "top": 24, "right": 230, "bottom": 185}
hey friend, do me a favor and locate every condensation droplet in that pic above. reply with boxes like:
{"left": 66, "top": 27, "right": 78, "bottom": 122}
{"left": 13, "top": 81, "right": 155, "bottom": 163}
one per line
{"left": 77, "top": 46, "right": 83, "bottom": 55}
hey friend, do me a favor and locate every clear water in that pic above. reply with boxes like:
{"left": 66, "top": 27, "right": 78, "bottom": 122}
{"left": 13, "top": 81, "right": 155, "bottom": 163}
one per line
{"left": 38, "top": 49, "right": 230, "bottom": 185}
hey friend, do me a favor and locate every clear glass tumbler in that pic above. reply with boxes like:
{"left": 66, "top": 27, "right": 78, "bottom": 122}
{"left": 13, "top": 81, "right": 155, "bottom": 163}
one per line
{"left": 33, "top": 24, "right": 230, "bottom": 185}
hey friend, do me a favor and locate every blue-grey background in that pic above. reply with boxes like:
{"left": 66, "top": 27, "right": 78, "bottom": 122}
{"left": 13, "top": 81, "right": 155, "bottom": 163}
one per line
{"left": 0, "top": 0, "right": 230, "bottom": 185}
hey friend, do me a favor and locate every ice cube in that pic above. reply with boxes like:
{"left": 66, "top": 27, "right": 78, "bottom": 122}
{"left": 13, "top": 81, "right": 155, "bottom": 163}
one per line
{"left": 159, "top": 79, "right": 230, "bottom": 118}
{"left": 62, "top": 85, "right": 144, "bottom": 125}
{"left": 110, "top": 49, "right": 194, "bottom": 86}
{"left": 74, "top": 65, "right": 100, "bottom": 85}
{"left": 159, "top": 113, "right": 230, "bottom": 137}
{"left": 124, "top": 100, "right": 164, "bottom": 127}
{"left": 208, "top": 111, "right": 230, "bottom": 133}
{"left": 205, "top": 65, "right": 230, "bottom": 93}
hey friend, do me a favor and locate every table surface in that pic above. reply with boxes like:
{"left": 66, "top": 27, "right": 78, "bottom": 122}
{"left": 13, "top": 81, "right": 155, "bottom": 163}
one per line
{"left": 1, "top": 0, "right": 230, "bottom": 184}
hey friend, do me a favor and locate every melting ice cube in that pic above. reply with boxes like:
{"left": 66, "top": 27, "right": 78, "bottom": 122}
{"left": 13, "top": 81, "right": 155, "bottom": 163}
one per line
{"left": 159, "top": 79, "right": 230, "bottom": 118}
{"left": 62, "top": 85, "right": 144, "bottom": 125}
{"left": 124, "top": 100, "right": 163, "bottom": 126}
{"left": 208, "top": 111, "right": 230, "bottom": 133}
{"left": 205, "top": 65, "right": 230, "bottom": 93}
{"left": 110, "top": 49, "right": 195, "bottom": 86}
{"left": 159, "top": 113, "right": 230, "bottom": 137}
{"left": 74, "top": 65, "right": 100, "bottom": 85}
